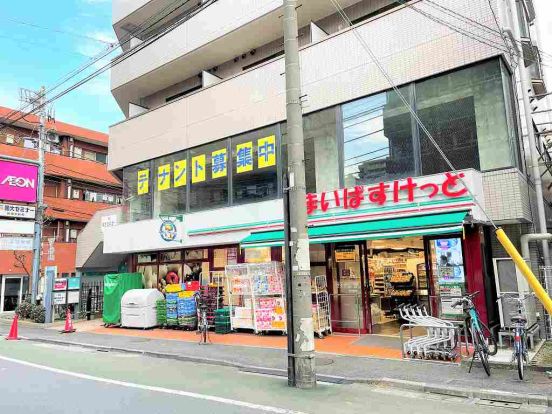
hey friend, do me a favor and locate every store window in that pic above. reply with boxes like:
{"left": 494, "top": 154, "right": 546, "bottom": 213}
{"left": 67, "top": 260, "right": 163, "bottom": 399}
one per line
{"left": 189, "top": 140, "right": 229, "bottom": 211}
{"left": 123, "top": 161, "right": 153, "bottom": 222}
{"left": 417, "top": 59, "right": 517, "bottom": 173}
{"left": 282, "top": 108, "right": 340, "bottom": 193}
{"left": 184, "top": 249, "right": 209, "bottom": 283}
{"left": 343, "top": 87, "right": 414, "bottom": 187}
{"left": 244, "top": 247, "right": 272, "bottom": 264}
{"left": 232, "top": 126, "right": 279, "bottom": 205}
{"left": 154, "top": 152, "right": 187, "bottom": 216}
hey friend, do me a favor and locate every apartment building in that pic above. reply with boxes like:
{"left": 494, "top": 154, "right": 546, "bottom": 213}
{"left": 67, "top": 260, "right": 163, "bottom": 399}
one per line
{"left": 92, "top": 0, "right": 549, "bottom": 335}
{"left": 0, "top": 106, "right": 122, "bottom": 311}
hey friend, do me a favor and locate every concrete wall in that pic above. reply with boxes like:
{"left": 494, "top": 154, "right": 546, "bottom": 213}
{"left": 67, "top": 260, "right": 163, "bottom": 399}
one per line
{"left": 109, "top": 0, "right": 503, "bottom": 170}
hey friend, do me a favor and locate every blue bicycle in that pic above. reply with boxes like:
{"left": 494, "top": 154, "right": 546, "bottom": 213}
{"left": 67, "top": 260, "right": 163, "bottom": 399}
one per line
{"left": 452, "top": 291, "right": 497, "bottom": 376}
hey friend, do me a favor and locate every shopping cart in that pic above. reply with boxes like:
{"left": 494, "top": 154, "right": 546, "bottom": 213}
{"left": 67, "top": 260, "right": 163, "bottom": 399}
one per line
{"left": 399, "top": 304, "right": 459, "bottom": 361}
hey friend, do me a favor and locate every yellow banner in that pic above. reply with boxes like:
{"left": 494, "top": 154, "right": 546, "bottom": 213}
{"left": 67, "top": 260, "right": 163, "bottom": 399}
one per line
{"left": 137, "top": 169, "right": 149, "bottom": 195}
{"left": 258, "top": 135, "right": 276, "bottom": 169}
{"left": 236, "top": 141, "right": 254, "bottom": 174}
{"left": 192, "top": 154, "right": 206, "bottom": 183}
{"left": 212, "top": 148, "right": 227, "bottom": 179}
{"left": 173, "top": 159, "right": 187, "bottom": 188}
{"left": 157, "top": 164, "right": 171, "bottom": 191}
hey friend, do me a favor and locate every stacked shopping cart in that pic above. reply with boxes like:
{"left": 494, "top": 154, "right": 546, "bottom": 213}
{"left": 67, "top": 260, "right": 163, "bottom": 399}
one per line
{"left": 399, "top": 304, "right": 458, "bottom": 361}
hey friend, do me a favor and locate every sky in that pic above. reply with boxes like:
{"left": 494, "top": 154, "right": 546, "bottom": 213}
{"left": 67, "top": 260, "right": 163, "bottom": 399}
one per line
{"left": 0, "top": 0, "right": 121, "bottom": 133}
{"left": 0, "top": 1, "right": 551, "bottom": 134}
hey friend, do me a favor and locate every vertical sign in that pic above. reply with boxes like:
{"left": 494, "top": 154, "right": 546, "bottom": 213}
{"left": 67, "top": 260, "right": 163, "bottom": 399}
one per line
{"left": 258, "top": 135, "right": 276, "bottom": 169}
{"left": 192, "top": 155, "right": 206, "bottom": 183}
{"left": 44, "top": 266, "right": 57, "bottom": 324}
{"left": 211, "top": 149, "right": 227, "bottom": 179}
{"left": 236, "top": 142, "right": 254, "bottom": 173}
{"left": 157, "top": 164, "right": 171, "bottom": 191}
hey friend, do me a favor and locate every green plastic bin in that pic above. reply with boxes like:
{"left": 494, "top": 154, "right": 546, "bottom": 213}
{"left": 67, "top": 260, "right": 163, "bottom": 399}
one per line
{"left": 103, "top": 273, "right": 143, "bottom": 325}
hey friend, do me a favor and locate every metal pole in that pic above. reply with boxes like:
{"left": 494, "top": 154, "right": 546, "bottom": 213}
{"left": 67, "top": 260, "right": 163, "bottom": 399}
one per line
{"left": 282, "top": 0, "right": 316, "bottom": 389}
{"left": 509, "top": 0, "right": 550, "bottom": 266}
{"left": 31, "top": 86, "right": 46, "bottom": 304}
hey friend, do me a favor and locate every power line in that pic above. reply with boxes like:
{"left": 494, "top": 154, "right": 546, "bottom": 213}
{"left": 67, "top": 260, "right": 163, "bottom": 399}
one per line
{"left": 0, "top": 16, "right": 115, "bottom": 45}
{"left": 0, "top": 0, "right": 193, "bottom": 128}
{"left": 329, "top": 0, "right": 498, "bottom": 229}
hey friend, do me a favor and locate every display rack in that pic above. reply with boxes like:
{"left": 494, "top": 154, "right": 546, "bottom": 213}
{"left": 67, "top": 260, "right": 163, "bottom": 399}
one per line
{"left": 226, "top": 263, "right": 286, "bottom": 334}
{"left": 312, "top": 275, "right": 332, "bottom": 338}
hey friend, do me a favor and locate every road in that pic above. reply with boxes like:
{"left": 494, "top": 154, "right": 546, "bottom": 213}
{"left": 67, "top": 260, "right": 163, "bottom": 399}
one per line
{"left": 0, "top": 340, "right": 547, "bottom": 414}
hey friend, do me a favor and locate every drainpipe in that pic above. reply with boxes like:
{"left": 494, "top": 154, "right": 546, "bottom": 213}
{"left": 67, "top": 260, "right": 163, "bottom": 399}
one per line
{"left": 520, "top": 233, "right": 552, "bottom": 263}
{"left": 508, "top": 0, "right": 551, "bottom": 266}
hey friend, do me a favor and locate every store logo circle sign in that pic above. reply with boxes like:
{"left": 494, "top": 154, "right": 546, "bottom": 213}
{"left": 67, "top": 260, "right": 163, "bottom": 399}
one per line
{"left": 0, "top": 160, "right": 38, "bottom": 203}
{"left": 160, "top": 219, "right": 178, "bottom": 242}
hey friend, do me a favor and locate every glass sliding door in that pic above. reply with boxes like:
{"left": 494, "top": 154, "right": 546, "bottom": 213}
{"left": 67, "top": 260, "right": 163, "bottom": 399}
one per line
{"left": 1, "top": 277, "right": 23, "bottom": 312}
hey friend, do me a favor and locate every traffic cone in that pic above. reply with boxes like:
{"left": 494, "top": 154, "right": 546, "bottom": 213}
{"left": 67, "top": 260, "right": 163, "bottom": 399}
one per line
{"left": 6, "top": 314, "right": 19, "bottom": 340}
{"left": 60, "top": 309, "right": 76, "bottom": 334}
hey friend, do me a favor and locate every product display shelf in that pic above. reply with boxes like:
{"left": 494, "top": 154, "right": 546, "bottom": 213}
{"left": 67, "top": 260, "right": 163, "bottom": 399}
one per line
{"left": 312, "top": 275, "right": 332, "bottom": 338}
{"left": 226, "top": 263, "right": 287, "bottom": 334}
{"left": 389, "top": 272, "right": 416, "bottom": 317}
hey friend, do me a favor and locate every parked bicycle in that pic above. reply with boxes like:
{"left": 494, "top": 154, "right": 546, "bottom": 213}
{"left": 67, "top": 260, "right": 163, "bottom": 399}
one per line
{"left": 497, "top": 292, "right": 535, "bottom": 380}
{"left": 452, "top": 291, "right": 497, "bottom": 376}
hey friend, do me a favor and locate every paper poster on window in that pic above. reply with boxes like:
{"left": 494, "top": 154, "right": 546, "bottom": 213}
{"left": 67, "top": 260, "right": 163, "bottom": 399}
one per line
{"left": 439, "top": 282, "right": 464, "bottom": 318}
{"left": 211, "top": 149, "right": 227, "bottom": 179}
{"left": 192, "top": 155, "right": 206, "bottom": 183}
{"left": 236, "top": 142, "right": 254, "bottom": 174}
{"left": 157, "top": 164, "right": 171, "bottom": 191}
{"left": 137, "top": 169, "right": 149, "bottom": 195}
{"left": 258, "top": 135, "right": 276, "bottom": 169}
{"left": 173, "top": 160, "right": 187, "bottom": 188}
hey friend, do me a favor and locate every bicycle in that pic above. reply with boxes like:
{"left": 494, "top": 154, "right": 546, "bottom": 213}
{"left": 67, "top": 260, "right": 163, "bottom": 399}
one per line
{"left": 497, "top": 292, "right": 535, "bottom": 380}
{"left": 452, "top": 291, "right": 497, "bottom": 376}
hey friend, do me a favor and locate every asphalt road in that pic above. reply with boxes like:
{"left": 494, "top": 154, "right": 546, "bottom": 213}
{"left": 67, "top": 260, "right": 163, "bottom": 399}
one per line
{"left": 0, "top": 340, "right": 547, "bottom": 414}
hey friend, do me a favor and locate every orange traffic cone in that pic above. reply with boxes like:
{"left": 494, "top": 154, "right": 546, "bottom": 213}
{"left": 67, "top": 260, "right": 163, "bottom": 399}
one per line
{"left": 6, "top": 314, "right": 19, "bottom": 340}
{"left": 60, "top": 309, "right": 76, "bottom": 334}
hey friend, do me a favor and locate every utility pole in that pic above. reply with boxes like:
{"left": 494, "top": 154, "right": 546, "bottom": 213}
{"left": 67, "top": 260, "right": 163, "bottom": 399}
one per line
{"left": 508, "top": 0, "right": 551, "bottom": 266}
{"left": 30, "top": 86, "right": 46, "bottom": 303}
{"left": 282, "top": 0, "right": 316, "bottom": 389}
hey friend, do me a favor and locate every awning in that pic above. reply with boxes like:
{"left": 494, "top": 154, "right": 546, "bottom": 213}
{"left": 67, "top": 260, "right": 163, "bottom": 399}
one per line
{"left": 240, "top": 211, "right": 468, "bottom": 249}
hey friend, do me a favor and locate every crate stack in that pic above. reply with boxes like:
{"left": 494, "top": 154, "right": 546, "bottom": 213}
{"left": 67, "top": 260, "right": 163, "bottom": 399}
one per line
{"left": 156, "top": 299, "right": 167, "bottom": 327}
{"left": 177, "top": 294, "right": 197, "bottom": 329}
{"left": 215, "top": 307, "right": 231, "bottom": 334}
{"left": 199, "top": 285, "right": 224, "bottom": 328}
{"left": 166, "top": 293, "right": 178, "bottom": 326}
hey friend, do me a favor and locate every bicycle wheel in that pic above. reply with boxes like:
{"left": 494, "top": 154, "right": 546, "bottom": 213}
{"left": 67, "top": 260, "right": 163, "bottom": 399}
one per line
{"left": 479, "top": 321, "right": 498, "bottom": 356}
{"left": 474, "top": 328, "right": 491, "bottom": 376}
{"left": 517, "top": 349, "right": 524, "bottom": 380}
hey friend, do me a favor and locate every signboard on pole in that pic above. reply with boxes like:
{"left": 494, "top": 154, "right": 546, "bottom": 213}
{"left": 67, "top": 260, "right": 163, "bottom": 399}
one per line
{"left": 101, "top": 215, "right": 118, "bottom": 233}
{"left": 0, "top": 203, "right": 35, "bottom": 219}
{"left": 53, "top": 278, "right": 68, "bottom": 291}
{"left": 53, "top": 291, "right": 66, "bottom": 305}
{"left": 0, "top": 160, "right": 38, "bottom": 203}
{"left": 0, "top": 236, "right": 33, "bottom": 251}
{"left": 67, "top": 290, "right": 80, "bottom": 304}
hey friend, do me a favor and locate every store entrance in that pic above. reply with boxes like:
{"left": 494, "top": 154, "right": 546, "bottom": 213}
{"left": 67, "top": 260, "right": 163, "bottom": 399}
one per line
{"left": 1, "top": 276, "right": 25, "bottom": 313}
{"left": 367, "top": 237, "right": 429, "bottom": 336}
{"left": 328, "top": 243, "right": 370, "bottom": 334}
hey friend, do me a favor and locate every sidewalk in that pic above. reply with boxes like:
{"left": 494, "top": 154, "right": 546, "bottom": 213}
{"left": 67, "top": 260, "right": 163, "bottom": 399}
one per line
{"left": 1, "top": 319, "right": 551, "bottom": 406}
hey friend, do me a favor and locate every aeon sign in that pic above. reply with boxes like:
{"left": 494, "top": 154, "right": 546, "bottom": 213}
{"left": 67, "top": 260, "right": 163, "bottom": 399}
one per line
{"left": 0, "top": 160, "right": 38, "bottom": 203}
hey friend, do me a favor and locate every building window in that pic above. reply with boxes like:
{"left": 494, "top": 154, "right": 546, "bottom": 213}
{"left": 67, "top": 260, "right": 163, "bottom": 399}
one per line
{"left": 123, "top": 161, "right": 153, "bottom": 222}
{"left": 232, "top": 126, "right": 279, "bottom": 205}
{"left": 416, "top": 59, "right": 516, "bottom": 174}
{"left": 73, "top": 146, "right": 82, "bottom": 158}
{"left": 154, "top": 152, "right": 187, "bottom": 216}
{"left": 96, "top": 153, "right": 107, "bottom": 164}
{"left": 70, "top": 229, "right": 78, "bottom": 242}
{"left": 189, "top": 140, "right": 229, "bottom": 212}
{"left": 343, "top": 87, "right": 414, "bottom": 186}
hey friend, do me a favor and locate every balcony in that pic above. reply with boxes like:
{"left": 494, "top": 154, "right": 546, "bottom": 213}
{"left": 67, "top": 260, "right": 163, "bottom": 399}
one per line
{"left": 111, "top": 0, "right": 360, "bottom": 116}
{"left": 109, "top": 0, "right": 502, "bottom": 171}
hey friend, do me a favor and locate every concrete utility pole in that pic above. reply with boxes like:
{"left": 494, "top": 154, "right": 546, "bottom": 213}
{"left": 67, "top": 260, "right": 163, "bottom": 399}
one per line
{"left": 31, "top": 86, "right": 46, "bottom": 303}
{"left": 508, "top": 0, "right": 551, "bottom": 266}
{"left": 282, "top": 0, "right": 316, "bottom": 389}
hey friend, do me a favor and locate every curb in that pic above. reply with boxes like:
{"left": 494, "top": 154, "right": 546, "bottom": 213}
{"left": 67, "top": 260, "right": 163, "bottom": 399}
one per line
{"left": 20, "top": 335, "right": 551, "bottom": 407}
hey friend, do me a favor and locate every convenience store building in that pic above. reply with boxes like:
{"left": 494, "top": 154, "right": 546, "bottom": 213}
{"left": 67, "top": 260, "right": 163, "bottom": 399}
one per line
{"left": 97, "top": 0, "right": 551, "bottom": 336}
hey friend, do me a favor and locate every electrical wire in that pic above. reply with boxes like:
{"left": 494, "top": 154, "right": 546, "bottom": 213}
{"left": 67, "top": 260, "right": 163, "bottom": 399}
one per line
{"left": 329, "top": 0, "right": 498, "bottom": 229}
{"left": 0, "top": 0, "right": 195, "bottom": 128}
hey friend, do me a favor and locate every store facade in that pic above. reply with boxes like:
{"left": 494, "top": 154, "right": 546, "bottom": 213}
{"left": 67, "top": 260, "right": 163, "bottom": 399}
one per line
{"left": 104, "top": 57, "right": 525, "bottom": 336}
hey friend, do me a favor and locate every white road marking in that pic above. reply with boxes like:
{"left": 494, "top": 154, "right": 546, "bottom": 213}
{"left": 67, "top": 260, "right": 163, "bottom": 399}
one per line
{"left": 0, "top": 355, "right": 307, "bottom": 414}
